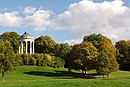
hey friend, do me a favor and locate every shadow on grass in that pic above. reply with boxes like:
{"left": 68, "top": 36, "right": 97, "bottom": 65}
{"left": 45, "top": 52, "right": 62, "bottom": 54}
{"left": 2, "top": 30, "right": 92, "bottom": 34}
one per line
{"left": 24, "top": 71, "right": 96, "bottom": 79}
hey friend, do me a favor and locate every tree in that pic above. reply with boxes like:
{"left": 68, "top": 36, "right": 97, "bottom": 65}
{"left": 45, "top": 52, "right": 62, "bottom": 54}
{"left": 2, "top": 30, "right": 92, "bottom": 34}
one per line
{"left": 35, "top": 36, "right": 57, "bottom": 54}
{"left": 0, "top": 41, "right": 19, "bottom": 82}
{"left": 115, "top": 40, "right": 130, "bottom": 70}
{"left": 83, "top": 34, "right": 103, "bottom": 48}
{"left": 54, "top": 43, "right": 72, "bottom": 67}
{"left": 0, "top": 32, "right": 19, "bottom": 53}
{"left": 96, "top": 43, "right": 119, "bottom": 77}
{"left": 68, "top": 42, "right": 98, "bottom": 74}
{"left": 83, "top": 34, "right": 119, "bottom": 76}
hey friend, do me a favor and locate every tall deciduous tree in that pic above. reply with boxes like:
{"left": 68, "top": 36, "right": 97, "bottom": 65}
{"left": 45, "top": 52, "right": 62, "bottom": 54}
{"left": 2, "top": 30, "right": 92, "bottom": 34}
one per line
{"left": 96, "top": 37, "right": 119, "bottom": 76}
{"left": 115, "top": 40, "right": 130, "bottom": 70}
{"left": 68, "top": 42, "right": 98, "bottom": 74}
{"left": 0, "top": 32, "right": 19, "bottom": 53}
{"left": 0, "top": 41, "right": 19, "bottom": 82}
{"left": 35, "top": 36, "right": 57, "bottom": 54}
{"left": 83, "top": 34, "right": 119, "bottom": 76}
{"left": 54, "top": 43, "right": 72, "bottom": 67}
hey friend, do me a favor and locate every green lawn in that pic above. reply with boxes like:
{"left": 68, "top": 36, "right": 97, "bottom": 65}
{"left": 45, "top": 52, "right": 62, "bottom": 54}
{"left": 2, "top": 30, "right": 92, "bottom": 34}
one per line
{"left": 0, "top": 66, "right": 130, "bottom": 87}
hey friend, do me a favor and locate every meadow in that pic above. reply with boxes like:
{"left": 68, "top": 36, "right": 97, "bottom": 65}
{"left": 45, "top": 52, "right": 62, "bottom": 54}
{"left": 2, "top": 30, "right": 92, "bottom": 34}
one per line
{"left": 0, "top": 66, "right": 130, "bottom": 87}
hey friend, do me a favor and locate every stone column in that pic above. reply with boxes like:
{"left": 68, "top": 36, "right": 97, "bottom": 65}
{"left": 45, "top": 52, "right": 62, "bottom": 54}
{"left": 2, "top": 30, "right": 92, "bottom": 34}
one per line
{"left": 21, "top": 42, "right": 23, "bottom": 54}
{"left": 32, "top": 41, "right": 34, "bottom": 54}
{"left": 18, "top": 42, "right": 21, "bottom": 54}
{"left": 26, "top": 41, "right": 28, "bottom": 54}
{"left": 30, "top": 41, "right": 32, "bottom": 54}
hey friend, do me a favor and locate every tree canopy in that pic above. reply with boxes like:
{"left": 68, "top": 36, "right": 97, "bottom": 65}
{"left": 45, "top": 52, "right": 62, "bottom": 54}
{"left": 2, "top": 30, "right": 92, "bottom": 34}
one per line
{"left": 83, "top": 34, "right": 119, "bottom": 76}
{"left": 0, "top": 41, "right": 19, "bottom": 82}
{"left": 115, "top": 40, "right": 130, "bottom": 70}
{"left": 68, "top": 42, "right": 98, "bottom": 74}
{"left": 83, "top": 34, "right": 103, "bottom": 48}
{"left": 0, "top": 32, "right": 19, "bottom": 53}
{"left": 35, "top": 36, "right": 57, "bottom": 54}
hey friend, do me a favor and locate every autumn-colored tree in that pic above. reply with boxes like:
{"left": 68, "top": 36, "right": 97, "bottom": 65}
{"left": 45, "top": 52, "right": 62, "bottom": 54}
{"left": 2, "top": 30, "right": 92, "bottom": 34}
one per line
{"left": 84, "top": 34, "right": 119, "bottom": 76}
{"left": 96, "top": 37, "right": 119, "bottom": 76}
{"left": 115, "top": 40, "right": 130, "bottom": 70}
{"left": 68, "top": 42, "right": 98, "bottom": 74}
{"left": 0, "top": 41, "right": 19, "bottom": 82}
{"left": 35, "top": 36, "right": 57, "bottom": 54}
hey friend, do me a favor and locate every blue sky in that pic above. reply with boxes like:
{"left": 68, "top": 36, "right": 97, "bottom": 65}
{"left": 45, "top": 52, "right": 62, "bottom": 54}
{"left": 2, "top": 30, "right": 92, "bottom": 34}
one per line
{"left": 0, "top": 0, "right": 130, "bottom": 44}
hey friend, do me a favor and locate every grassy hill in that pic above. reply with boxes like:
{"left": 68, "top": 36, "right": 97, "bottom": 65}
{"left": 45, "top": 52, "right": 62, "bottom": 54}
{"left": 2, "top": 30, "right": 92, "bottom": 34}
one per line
{"left": 0, "top": 66, "right": 130, "bottom": 87}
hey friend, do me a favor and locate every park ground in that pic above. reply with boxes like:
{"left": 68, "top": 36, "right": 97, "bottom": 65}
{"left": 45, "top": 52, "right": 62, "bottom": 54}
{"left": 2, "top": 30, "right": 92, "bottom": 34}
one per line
{"left": 0, "top": 66, "right": 130, "bottom": 87}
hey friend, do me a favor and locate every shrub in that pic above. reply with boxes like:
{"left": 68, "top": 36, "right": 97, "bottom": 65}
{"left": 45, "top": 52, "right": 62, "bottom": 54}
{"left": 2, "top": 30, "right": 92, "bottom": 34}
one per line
{"left": 42, "top": 54, "right": 54, "bottom": 67}
{"left": 53, "top": 57, "right": 65, "bottom": 68}
{"left": 29, "top": 56, "right": 37, "bottom": 65}
{"left": 19, "top": 53, "right": 65, "bottom": 68}
{"left": 15, "top": 54, "right": 23, "bottom": 66}
{"left": 21, "top": 54, "right": 30, "bottom": 65}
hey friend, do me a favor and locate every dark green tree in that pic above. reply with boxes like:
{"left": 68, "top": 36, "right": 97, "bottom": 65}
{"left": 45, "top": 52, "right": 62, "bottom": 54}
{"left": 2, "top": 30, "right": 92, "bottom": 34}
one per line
{"left": 115, "top": 40, "right": 130, "bottom": 70}
{"left": 0, "top": 41, "right": 19, "bottom": 82}
{"left": 54, "top": 43, "right": 72, "bottom": 67}
{"left": 35, "top": 36, "right": 57, "bottom": 54}
{"left": 83, "top": 34, "right": 103, "bottom": 48}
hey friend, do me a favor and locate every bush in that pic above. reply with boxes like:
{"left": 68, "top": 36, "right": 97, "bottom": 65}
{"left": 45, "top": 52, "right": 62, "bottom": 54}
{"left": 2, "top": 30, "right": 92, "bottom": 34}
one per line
{"left": 29, "top": 57, "right": 37, "bottom": 65}
{"left": 19, "top": 53, "right": 64, "bottom": 68}
{"left": 53, "top": 57, "right": 65, "bottom": 68}
{"left": 32, "top": 54, "right": 44, "bottom": 66}
{"left": 15, "top": 54, "right": 23, "bottom": 66}
{"left": 21, "top": 54, "right": 30, "bottom": 65}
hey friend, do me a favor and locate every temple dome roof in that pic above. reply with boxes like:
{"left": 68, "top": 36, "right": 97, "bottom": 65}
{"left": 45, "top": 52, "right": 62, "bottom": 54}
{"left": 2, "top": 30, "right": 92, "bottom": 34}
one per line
{"left": 19, "top": 31, "right": 35, "bottom": 40}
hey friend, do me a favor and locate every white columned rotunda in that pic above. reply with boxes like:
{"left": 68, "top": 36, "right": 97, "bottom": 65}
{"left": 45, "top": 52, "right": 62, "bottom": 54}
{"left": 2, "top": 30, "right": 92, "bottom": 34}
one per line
{"left": 18, "top": 32, "right": 35, "bottom": 54}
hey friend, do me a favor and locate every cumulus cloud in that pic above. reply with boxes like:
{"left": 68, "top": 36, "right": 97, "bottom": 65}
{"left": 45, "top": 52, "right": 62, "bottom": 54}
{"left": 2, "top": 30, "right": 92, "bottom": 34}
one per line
{"left": 0, "top": 12, "right": 22, "bottom": 27}
{"left": 24, "top": 9, "right": 52, "bottom": 31}
{"left": 0, "top": 0, "right": 130, "bottom": 44}
{"left": 53, "top": 0, "right": 130, "bottom": 43}
{"left": 0, "top": 7, "right": 52, "bottom": 31}
{"left": 23, "top": 6, "right": 36, "bottom": 15}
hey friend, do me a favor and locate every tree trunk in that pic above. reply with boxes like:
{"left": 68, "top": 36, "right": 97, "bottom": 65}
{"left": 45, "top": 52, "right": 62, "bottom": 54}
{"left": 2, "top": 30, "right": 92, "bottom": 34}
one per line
{"left": 2, "top": 71, "right": 4, "bottom": 82}
{"left": 103, "top": 74, "right": 105, "bottom": 78}
{"left": 82, "top": 70, "right": 84, "bottom": 74}
{"left": 107, "top": 73, "right": 110, "bottom": 77}
{"left": 68, "top": 68, "right": 71, "bottom": 73}
{"left": 85, "top": 70, "right": 87, "bottom": 75}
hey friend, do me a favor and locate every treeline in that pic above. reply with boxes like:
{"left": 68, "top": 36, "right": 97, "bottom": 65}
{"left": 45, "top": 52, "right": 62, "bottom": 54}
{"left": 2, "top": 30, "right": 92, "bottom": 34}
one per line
{"left": 0, "top": 32, "right": 130, "bottom": 81}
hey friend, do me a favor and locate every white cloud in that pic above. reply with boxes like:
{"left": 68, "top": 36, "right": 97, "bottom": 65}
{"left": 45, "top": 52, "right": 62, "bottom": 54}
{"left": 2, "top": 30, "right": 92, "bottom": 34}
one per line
{"left": 53, "top": 0, "right": 130, "bottom": 43}
{"left": 23, "top": 6, "right": 36, "bottom": 15}
{"left": 0, "top": 7, "right": 52, "bottom": 31}
{"left": 0, "top": 12, "right": 22, "bottom": 27}
{"left": 0, "top": 0, "right": 130, "bottom": 44}
{"left": 63, "top": 39, "right": 82, "bottom": 46}
{"left": 24, "top": 9, "right": 52, "bottom": 31}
